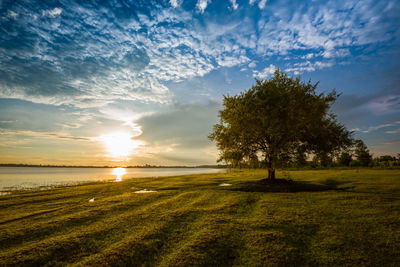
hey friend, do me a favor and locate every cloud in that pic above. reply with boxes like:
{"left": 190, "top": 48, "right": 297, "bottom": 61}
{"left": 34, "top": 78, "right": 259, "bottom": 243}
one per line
{"left": 255, "top": 0, "right": 399, "bottom": 61}
{"left": 138, "top": 101, "right": 220, "bottom": 149}
{"left": 253, "top": 64, "right": 276, "bottom": 79}
{"left": 42, "top": 8, "right": 62, "bottom": 18}
{"left": 8, "top": 10, "right": 18, "bottom": 19}
{"left": 368, "top": 95, "right": 400, "bottom": 114}
{"left": 0, "top": 98, "right": 93, "bottom": 133}
{"left": 196, "top": 0, "right": 211, "bottom": 13}
{"left": 0, "top": 129, "right": 91, "bottom": 141}
{"left": 248, "top": 62, "right": 256, "bottom": 68}
{"left": 216, "top": 54, "right": 250, "bottom": 67}
{"left": 169, "top": 0, "right": 182, "bottom": 8}
{"left": 113, "top": 100, "right": 221, "bottom": 164}
{"left": 0, "top": 0, "right": 398, "bottom": 108}
{"left": 58, "top": 123, "right": 82, "bottom": 129}
{"left": 0, "top": 3, "right": 176, "bottom": 107}
{"left": 322, "top": 48, "right": 350, "bottom": 58}
{"left": 285, "top": 61, "right": 333, "bottom": 75}
{"left": 245, "top": 0, "right": 271, "bottom": 10}
{"left": 1, "top": 0, "right": 399, "bottom": 164}
{"left": 381, "top": 139, "right": 400, "bottom": 146}
{"left": 385, "top": 128, "right": 400, "bottom": 134}
{"left": 230, "top": 0, "right": 238, "bottom": 10}
{"left": 351, "top": 121, "right": 400, "bottom": 133}
{"left": 258, "top": 0, "right": 268, "bottom": 9}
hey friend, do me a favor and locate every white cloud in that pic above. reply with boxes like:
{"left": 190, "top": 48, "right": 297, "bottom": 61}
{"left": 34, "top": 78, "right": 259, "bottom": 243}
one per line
{"left": 323, "top": 48, "right": 350, "bottom": 58}
{"left": 255, "top": 0, "right": 395, "bottom": 62}
{"left": 42, "top": 8, "right": 62, "bottom": 18}
{"left": 216, "top": 54, "right": 250, "bottom": 67}
{"left": 196, "top": 0, "right": 210, "bottom": 13}
{"left": 1, "top": 0, "right": 399, "bottom": 165}
{"left": 248, "top": 0, "right": 267, "bottom": 9}
{"left": 230, "top": 0, "right": 238, "bottom": 10}
{"left": 285, "top": 61, "right": 333, "bottom": 75}
{"left": 301, "top": 53, "right": 319, "bottom": 59}
{"left": 352, "top": 121, "right": 400, "bottom": 133}
{"left": 8, "top": 10, "right": 18, "bottom": 19}
{"left": 258, "top": 0, "right": 268, "bottom": 9}
{"left": 253, "top": 64, "right": 276, "bottom": 79}
{"left": 1, "top": 0, "right": 397, "bottom": 108}
{"left": 170, "top": 0, "right": 182, "bottom": 8}
{"left": 248, "top": 62, "right": 256, "bottom": 68}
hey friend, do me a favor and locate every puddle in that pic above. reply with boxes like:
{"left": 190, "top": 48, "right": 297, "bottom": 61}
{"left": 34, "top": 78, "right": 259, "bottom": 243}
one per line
{"left": 219, "top": 183, "right": 232, "bottom": 187}
{"left": 134, "top": 189, "right": 157, "bottom": 194}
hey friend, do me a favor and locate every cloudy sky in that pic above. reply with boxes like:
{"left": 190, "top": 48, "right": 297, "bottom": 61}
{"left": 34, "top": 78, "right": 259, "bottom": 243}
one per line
{"left": 0, "top": 0, "right": 399, "bottom": 166}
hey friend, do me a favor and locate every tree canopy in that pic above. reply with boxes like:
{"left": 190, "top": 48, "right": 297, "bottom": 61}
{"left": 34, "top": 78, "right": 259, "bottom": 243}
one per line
{"left": 354, "top": 139, "right": 372, "bottom": 166}
{"left": 209, "top": 69, "right": 353, "bottom": 180}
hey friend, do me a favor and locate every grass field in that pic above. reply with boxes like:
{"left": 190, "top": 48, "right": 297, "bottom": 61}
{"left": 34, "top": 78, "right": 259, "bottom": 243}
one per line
{"left": 0, "top": 169, "right": 399, "bottom": 266}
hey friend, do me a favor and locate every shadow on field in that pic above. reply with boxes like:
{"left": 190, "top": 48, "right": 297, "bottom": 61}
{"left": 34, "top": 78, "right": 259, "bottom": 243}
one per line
{"left": 230, "top": 178, "right": 349, "bottom": 193}
{"left": 249, "top": 222, "right": 320, "bottom": 265}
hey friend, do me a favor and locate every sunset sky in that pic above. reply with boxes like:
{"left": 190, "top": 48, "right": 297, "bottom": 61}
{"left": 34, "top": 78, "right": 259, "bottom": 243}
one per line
{"left": 0, "top": 0, "right": 399, "bottom": 166}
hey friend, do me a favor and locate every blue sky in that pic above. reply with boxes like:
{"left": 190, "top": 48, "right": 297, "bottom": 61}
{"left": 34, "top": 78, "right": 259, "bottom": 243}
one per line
{"left": 0, "top": 0, "right": 399, "bottom": 165}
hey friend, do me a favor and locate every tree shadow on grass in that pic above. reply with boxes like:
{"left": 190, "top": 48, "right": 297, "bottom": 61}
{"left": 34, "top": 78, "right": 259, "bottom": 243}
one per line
{"left": 230, "top": 178, "right": 351, "bottom": 193}
{"left": 322, "top": 178, "right": 353, "bottom": 188}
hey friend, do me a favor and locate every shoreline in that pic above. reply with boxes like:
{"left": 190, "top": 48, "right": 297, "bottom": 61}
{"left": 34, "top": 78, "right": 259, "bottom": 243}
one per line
{"left": 0, "top": 164, "right": 227, "bottom": 169}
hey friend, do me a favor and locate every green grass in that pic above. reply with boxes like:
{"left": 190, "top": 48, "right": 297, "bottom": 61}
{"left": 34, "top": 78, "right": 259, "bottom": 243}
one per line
{"left": 0, "top": 169, "right": 399, "bottom": 266}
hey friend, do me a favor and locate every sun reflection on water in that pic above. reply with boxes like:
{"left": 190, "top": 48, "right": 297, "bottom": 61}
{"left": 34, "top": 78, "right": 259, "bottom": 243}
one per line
{"left": 112, "top": 168, "right": 126, "bottom": 182}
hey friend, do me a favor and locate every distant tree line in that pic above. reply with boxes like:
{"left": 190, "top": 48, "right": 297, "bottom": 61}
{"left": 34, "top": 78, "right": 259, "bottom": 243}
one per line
{"left": 228, "top": 138, "right": 399, "bottom": 169}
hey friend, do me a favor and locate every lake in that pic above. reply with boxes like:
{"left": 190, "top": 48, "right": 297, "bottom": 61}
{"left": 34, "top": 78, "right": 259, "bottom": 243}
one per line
{"left": 0, "top": 167, "right": 226, "bottom": 192}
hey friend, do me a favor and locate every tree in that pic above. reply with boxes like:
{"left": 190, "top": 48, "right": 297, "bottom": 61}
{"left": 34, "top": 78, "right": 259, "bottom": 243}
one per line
{"left": 354, "top": 139, "right": 372, "bottom": 166}
{"left": 293, "top": 147, "right": 308, "bottom": 167}
{"left": 209, "top": 69, "right": 353, "bottom": 180}
{"left": 337, "top": 152, "right": 353, "bottom": 166}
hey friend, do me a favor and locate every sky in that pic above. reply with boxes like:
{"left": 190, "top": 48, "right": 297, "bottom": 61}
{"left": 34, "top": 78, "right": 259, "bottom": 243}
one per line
{"left": 0, "top": 0, "right": 399, "bottom": 166}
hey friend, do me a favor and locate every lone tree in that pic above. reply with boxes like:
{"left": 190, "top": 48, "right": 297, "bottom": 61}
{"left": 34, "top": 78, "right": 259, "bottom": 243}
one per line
{"left": 209, "top": 69, "right": 353, "bottom": 180}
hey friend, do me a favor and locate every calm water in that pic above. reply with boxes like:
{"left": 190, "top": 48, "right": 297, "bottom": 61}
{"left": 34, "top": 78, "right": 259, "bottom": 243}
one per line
{"left": 0, "top": 167, "right": 225, "bottom": 192}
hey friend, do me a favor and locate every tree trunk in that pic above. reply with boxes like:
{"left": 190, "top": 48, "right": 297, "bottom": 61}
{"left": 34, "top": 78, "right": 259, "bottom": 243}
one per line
{"left": 268, "top": 168, "right": 275, "bottom": 180}
{"left": 267, "top": 155, "right": 275, "bottom": 180}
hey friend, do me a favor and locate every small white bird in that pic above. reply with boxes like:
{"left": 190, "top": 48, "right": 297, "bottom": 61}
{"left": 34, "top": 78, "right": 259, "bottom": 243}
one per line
{"left": 89, "top": 198, "right": 95, "bottom": 202}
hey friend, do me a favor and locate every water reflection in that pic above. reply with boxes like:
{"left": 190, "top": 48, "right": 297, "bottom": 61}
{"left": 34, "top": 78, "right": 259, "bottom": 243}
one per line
{"left": 112, "top": 168, "right": 126, "bottom": 182}
{"left": 0, "top": 167, "right": 225, "bottom": 191}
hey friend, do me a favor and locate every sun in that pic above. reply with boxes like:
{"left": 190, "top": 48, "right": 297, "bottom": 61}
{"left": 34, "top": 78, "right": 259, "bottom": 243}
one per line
{"left": 100, "top": 132, "right": 140, "bottom": 158}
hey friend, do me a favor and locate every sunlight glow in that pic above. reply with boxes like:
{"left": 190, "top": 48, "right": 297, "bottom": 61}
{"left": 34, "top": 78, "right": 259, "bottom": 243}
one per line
{"left": 112, "top": 167, "right": 126, "bottom": 182}
{"left": 100, "top": 132, "right": 141, "bottom": 158}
